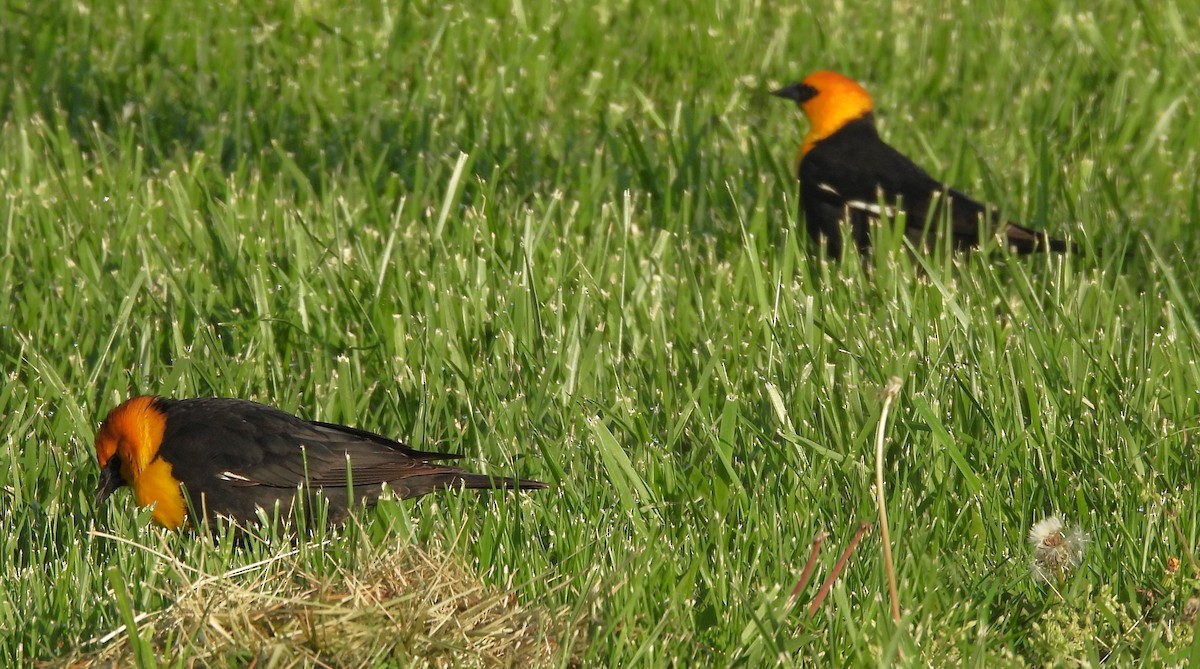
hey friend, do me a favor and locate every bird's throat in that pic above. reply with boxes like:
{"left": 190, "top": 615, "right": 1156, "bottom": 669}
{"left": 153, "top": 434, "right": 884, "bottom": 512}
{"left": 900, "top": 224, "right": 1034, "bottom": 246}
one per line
{"left": 132, "top": 457, "right": 188, "bottom": 529}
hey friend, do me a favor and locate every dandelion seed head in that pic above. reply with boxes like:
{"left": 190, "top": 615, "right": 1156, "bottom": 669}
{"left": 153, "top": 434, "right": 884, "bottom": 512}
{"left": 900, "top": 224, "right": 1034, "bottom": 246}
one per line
{"left": 1183, "top": 598, "right": 1199, "bottom": 624}
{"left": 1029, "top": 515, "right": 1088, "bottom": 582}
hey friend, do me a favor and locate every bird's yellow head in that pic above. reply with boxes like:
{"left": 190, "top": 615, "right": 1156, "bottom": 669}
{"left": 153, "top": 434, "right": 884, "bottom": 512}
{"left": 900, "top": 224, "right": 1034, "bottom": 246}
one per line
{"left": 772, "top": 70, "right": 875, "bottom": 157}
{"left": 94, "top": 396, "right": 187, "bottom": 528}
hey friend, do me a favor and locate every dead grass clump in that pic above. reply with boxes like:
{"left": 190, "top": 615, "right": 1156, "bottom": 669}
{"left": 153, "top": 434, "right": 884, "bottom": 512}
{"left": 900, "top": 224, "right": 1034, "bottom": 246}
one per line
{"left": 77, "top": 540, "right": 581, "bottom": 668}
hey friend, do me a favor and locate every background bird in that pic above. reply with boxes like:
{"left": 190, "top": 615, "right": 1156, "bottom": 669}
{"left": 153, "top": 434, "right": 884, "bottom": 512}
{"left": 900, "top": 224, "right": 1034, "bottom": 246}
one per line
{"left": 772, "top": 70, "right": 1072, "bottom": 257}
{"left": 94, "top": 395, "right": 548, "bottom": 529}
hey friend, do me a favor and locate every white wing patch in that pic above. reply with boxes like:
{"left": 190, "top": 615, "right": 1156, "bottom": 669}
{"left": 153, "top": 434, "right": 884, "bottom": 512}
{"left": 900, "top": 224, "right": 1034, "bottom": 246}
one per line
{"left": 217, "top": 471, "right": 256, "bottom": 483}
{"left": 845, "top": 199, "right": 896, "bottom": 217}
{"left": 817, "top": 183, "right": 898, "bottom": 217}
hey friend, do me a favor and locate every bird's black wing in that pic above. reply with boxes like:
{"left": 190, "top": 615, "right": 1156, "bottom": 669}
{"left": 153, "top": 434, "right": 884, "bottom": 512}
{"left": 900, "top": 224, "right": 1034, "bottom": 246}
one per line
{"left": 158, "top": 398, "right": 469, "bottom": 490}
{"left": 307, "top": 420, "right": 464, "bottom": 461}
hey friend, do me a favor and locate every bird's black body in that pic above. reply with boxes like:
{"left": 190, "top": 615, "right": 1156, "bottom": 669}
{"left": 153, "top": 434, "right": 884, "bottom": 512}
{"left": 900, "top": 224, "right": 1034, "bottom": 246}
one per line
{"left": 799, "top": 117, "right": 1067, "bottom": 257}
{"left": 97, "top": 396, "right": 547, "bottom": 527}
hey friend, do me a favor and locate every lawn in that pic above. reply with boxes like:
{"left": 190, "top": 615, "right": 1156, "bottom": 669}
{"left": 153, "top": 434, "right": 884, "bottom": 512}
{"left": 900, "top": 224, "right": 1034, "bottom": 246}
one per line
{"left": 2, "top": 0, "right": 1199, "bottom": 665}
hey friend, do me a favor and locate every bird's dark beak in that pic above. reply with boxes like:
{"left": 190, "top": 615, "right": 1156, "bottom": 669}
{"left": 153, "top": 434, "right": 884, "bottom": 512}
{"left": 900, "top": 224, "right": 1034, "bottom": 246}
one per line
{"left": 771, "top": 83, "right": 817, "bottom": 105}
{"left": 95, "top": 458, "right": 125, "bottom": 505}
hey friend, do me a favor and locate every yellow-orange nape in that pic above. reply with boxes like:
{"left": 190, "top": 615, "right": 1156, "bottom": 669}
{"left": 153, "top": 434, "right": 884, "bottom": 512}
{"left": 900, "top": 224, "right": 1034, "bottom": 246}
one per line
{"left": 95, "top": 396, "right": 188, "bottom": 529}
{"left": 796, "top": 70, "right": 875, "bottom": 157}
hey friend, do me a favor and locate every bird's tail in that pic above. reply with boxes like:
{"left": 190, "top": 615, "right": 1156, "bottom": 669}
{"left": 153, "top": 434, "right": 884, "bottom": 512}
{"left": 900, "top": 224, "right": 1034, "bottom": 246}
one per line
{"left": 447, "top": 473, "right": 550, "bottom": 492}
{"left": 1003, "top": 222, "right": 1076, "bottom": 254}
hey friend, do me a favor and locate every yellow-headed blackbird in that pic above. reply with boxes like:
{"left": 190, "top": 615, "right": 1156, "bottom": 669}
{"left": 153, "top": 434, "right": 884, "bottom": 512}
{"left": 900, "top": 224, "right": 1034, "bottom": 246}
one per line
{"left": 772, "top": 70, "right": 1072, "bottom": 257}
{"left": 94, "top": 396, "right": 547, "bottom": 529}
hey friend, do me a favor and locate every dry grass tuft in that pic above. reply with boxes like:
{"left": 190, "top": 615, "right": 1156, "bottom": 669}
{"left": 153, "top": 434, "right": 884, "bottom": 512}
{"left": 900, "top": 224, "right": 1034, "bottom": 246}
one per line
{"left": 71, "top": 539, "right": 582, "bottom": 668}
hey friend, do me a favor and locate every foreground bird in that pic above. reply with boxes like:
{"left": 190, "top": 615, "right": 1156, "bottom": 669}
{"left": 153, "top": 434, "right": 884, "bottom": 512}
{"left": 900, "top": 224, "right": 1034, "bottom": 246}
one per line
{"left": 772, "top": 70, "right": 1071, "bottom": 257}
{"left": 94, "top": 396, "right": 547, "bottom": 529}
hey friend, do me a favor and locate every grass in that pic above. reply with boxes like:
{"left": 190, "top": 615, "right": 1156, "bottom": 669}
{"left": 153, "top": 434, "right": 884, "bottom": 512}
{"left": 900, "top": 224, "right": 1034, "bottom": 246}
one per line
{"left": 2, "top": 0, "right": 1199, "bottom": 665}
